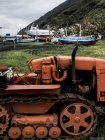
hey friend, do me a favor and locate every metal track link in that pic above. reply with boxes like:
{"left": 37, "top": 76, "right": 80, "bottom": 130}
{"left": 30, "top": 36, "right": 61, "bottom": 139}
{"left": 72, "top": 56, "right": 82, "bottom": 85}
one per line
{"left": 0, "top": 93, "right": 101, "bottom": 139}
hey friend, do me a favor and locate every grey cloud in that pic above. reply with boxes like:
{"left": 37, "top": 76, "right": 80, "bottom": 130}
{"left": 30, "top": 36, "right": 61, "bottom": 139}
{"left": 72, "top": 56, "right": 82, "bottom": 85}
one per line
{"left": 0, "top": 0, "right": 66, "bottom": 35}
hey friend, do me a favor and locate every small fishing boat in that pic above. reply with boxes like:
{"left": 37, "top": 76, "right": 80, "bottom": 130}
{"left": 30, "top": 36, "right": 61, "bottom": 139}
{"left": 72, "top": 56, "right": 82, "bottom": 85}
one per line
{"left": 25, "top": 25, "right": 53, "bottom": 42}
{"left": 16, "top": 38, "right": 36, "bottom": 43}
{"left": 51, "top": 37, "right": 59, "bottom": 44}
{"left": 58, "top": 36, "right": 98, "bottom": 45}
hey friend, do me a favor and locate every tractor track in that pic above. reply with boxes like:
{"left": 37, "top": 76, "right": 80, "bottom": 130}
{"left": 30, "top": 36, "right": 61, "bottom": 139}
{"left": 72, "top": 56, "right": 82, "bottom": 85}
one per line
{"left": 0, "top": 93, "right": 104, "bottom": 139}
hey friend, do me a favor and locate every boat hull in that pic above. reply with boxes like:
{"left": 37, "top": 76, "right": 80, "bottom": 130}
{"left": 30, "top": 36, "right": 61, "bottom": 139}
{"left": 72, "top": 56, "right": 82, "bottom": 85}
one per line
{"left": 16, "top": 38, "right": 36, "bottom": 43}
{"left": 58, "top": 37, "right": 98, "bottom": 45}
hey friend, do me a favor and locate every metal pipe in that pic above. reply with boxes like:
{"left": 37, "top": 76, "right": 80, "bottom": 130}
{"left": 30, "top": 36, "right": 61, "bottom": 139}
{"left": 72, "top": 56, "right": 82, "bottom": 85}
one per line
{"left": 51, "top": 65, "right": 67, "bottom": 82}
{"left": 72, "top": 46, "right": 78, "bottom": 84}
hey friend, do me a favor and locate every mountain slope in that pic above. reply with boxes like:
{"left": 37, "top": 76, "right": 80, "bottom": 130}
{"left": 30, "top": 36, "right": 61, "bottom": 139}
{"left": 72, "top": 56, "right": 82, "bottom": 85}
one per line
{"left": 19, "top": 0, "right": 105, "bottom": 34}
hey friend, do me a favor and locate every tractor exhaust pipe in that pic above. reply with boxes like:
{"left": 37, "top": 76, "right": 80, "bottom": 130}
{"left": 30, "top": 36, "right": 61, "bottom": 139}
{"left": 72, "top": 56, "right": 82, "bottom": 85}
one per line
{"left": 72, "top": 46, "right": 78, "bottom": 84}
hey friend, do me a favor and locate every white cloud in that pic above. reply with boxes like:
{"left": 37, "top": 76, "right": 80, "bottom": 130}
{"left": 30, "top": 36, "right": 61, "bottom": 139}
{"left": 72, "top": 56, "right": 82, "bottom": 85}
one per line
{"left": 0, "top": 0, "right": 66, "bottom": 35}
{"left": 0, "top": 14, "right": 28, "bottom": 35}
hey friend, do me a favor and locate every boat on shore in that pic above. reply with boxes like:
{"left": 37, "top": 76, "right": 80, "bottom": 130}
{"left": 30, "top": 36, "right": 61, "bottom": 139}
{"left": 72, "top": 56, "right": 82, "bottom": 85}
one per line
{"left": 25, "top": 25, "right": 53, "bottom": 42}
{"left": 16, "top": 38, "right": 36, "bottom": 43}
{"left": 58, "top": 36, "right": 98, "bottom": 45}
{"left": 51, "top": 37, "right": 59, "bottom": 44}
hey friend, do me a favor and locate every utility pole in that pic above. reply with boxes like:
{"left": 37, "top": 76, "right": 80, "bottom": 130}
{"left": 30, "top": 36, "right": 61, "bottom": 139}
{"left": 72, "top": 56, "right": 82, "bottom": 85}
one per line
{"left": 13, "top": 40, "right": 16, "bottom": 49}
{"left": 0, "top": 27, "right": 2, "bottom": 37}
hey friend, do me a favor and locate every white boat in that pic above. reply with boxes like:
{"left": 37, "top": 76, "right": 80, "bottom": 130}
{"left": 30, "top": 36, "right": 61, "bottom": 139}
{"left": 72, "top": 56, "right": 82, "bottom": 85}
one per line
{"left": 51, "top": 37, "right": 59, "bottom": 44}
{"left": 5, "top": 37, "right": 16, "bottom": 42}
{"left": 25, "top": 25, "right": 54, "bottom": 42}
{"left": 16, "top": 38, "right": 36, "bottom": 43}
{"left": 25, "top": 26, "right": 53, "bottom": 36}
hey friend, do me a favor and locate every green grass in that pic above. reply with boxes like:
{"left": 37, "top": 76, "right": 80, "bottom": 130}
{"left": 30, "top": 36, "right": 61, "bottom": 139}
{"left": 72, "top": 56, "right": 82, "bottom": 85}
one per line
{"left": 0, "top": 51, "right": 33, "bottom": 72}
{"left": 0, "top": 40, "right": 105, "bottom": 72}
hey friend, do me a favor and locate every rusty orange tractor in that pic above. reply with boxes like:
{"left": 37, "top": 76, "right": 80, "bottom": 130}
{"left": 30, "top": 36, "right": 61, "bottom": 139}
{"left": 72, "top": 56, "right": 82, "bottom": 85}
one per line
{"left": 0, "top": 46, "right": 105, "bottom": 139}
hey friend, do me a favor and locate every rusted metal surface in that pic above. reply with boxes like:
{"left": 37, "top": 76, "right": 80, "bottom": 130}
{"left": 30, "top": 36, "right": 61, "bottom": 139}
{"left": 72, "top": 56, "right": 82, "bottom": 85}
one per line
{"left": 12, "top": 73, "right": 37, "bottom": 85}
{"left": 96, "top": 60, "right": 105, "bottom": 101}
{"left": 42, "top": 58, "right": 52, "bottom": 84}
{"left": 0, "top": 105, "right": 9, "bottom": 134}
{"left": 0, "top": 85, "right": 61, "bottom": 96}
{"left": 13, "top": 101, "right": 55, "bottom": 114}
{"left": 36, "top": 126, "right": 48, "bottom": 138}
{"left": 49, "top": 126, "right": 61, "bottom": 138}
{"left": 60, "top": 103, "right": 94, "bottom": 136}
{"left": 0, "top": 65, "right": 8, "bottom": 71}
{"left": 22, "top": 126, "right": 34, "bottom": 138}
{"left": 8, "top": 127, "right": 21, "bottom": 138}
{"left": 30, "top": 56, "right": 96, "bottom": 71}
{"left": 51, "top": 65, "right": 68, "bottom": 82}
{"left": 12, "top": 114, "right": 58, "bottom": 126}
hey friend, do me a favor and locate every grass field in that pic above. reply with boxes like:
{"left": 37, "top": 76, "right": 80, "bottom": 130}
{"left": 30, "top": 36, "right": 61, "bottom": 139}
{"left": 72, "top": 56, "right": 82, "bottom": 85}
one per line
{"left": 0, "top": 40, "right": 105, "bottom": 72}
{"left": 0, "top": 40, "right": 105, "bottom": 139}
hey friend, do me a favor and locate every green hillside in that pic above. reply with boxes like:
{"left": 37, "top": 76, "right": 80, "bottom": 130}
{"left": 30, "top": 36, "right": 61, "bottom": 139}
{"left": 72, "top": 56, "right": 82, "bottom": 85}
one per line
{"left": 19, "top": 0, "right": 105, "bottom": 37}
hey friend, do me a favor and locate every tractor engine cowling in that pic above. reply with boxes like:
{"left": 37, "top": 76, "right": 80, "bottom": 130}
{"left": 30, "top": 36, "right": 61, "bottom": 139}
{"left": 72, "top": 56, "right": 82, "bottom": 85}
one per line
{"left": 28, "top": 56, "right": 68, "bottom": 84}
{"left": 27, "top": 55, "right": 97, "bottom": 96}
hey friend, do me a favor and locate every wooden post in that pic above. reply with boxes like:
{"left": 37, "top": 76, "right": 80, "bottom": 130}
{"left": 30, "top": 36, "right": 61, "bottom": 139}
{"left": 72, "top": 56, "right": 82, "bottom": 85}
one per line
{"left": 13, "top": 40, "right": 16, "bottom": 49}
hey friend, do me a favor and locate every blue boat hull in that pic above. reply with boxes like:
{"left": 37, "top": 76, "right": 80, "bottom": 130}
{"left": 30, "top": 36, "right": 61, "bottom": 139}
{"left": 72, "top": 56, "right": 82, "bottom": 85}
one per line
{"left": 58, "top": 37, "right": 98, "bottom": 45}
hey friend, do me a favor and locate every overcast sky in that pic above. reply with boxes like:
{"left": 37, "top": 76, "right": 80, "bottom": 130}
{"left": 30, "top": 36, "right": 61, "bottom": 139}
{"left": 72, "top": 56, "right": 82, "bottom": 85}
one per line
{"left": 0, "top": 0, "right": 66, "bottom": 36}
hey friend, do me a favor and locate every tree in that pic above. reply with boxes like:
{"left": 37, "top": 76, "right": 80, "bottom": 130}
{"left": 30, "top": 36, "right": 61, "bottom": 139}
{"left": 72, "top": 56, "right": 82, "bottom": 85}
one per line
{"left": 91, "top": 17, "right": 105, "bottom": 38}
